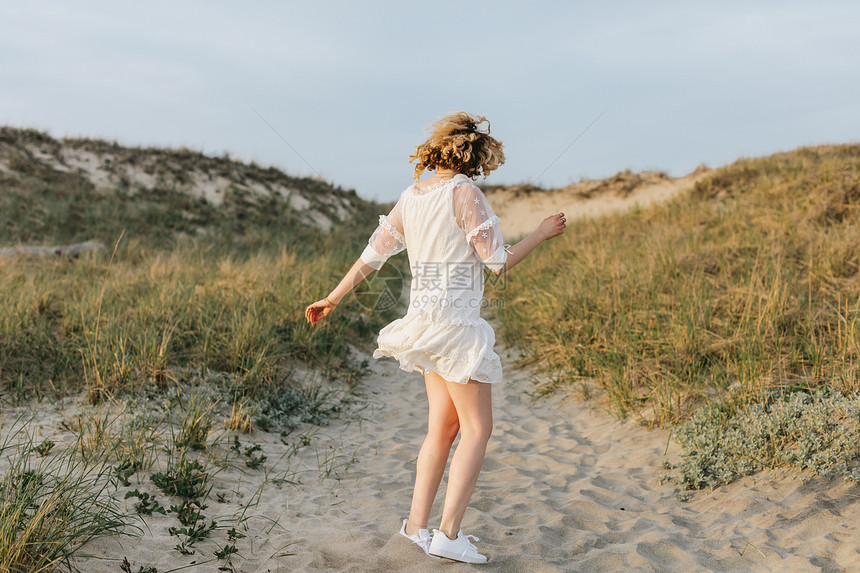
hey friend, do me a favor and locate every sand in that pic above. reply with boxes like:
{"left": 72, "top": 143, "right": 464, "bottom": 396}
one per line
{"left": 74, "top": 338, "right": 860, "bottom": 572}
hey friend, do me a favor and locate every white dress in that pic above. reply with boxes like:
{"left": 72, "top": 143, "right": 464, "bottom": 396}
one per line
{"left": 359, "top": 174, "right": 509, "bottom": 384}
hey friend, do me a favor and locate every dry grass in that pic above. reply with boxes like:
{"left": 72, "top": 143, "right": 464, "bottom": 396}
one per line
{"left": 225, "top": 397, "right": 255, "bottom": 433}
{"left": 0, "top": 244, "right": 391, "bottom": 403}
{"left": 492, "top": 144, "right": 860, "bottom": 426}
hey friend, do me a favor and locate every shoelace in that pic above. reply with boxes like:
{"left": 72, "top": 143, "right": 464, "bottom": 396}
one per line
{"left": 460, "top": 533, "right": 481, "bottom": 557}
{"left": 431, "top": 530, "right": 481, "bottom": 549}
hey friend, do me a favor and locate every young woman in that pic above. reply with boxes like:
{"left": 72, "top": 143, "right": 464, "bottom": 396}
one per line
{"left": 305, "top": 111, "right": 566, "bottom": 563}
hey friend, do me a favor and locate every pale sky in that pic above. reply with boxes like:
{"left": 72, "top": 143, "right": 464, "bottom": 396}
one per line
{"left": 2, "top": 1, "right": 858, "bottom": 202}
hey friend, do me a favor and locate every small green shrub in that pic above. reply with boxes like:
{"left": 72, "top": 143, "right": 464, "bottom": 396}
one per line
{"left": 33, "top": 439, "right": 55, "bottom": 456}
{"left": 243, "top": 444, "right": 267, "bottom": 470}
{"left": 151, "top": 457, "right": 210, "bottom": 501}
{"left": 124, "top": 490, "right": 166, "bottom": 516}
{"left": 671, "top": 389, "right": 860, "bottom": 491}
{"left": 253, "top": 382, "right": 341, "bottom": 431}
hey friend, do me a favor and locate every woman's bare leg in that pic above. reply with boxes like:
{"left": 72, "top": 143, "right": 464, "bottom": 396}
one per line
{"left": 437, "top": 379, "right": 493, "bottom": 539}
{"left": 405, "top": 370, "right": 460, "bottom": 535}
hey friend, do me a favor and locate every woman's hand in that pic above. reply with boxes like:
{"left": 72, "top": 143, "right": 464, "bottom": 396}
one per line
{"left": 305, "top": 298, "right": 338, "bottom": 326}
{"left": 538, "top": 212, "right": 566, "bottom": 240}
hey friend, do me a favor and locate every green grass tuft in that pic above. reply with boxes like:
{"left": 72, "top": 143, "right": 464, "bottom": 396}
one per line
{"left": 0, "top": 421, "right": 134, "bottom": 572}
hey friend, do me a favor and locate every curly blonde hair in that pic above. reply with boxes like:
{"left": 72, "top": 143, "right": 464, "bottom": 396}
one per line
{"left": 410, "top": 111, "right": 505, "bottom": 180}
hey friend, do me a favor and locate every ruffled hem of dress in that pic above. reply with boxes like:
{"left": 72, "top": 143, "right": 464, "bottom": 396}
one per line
{"left": 373, "top": 346, "right": 501, "bottom": 385}
{"left": 372, "top": 311, "right": 503, "bottom": 384}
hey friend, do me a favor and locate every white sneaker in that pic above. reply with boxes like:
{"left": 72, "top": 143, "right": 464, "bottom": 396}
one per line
{"left": 429, "top": 529, "right": 488, "bottom": 564}
{"left": 399, "top": 518, "right": 438, "bottom": 558}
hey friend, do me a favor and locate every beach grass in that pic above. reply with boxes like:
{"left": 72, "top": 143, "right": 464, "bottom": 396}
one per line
{"left": 490, "top": 144, "right": 860, "bottom": 486}
{"left": 0, "top": 370, "right": 357, "bottom": 569}
{"left": 0, "top": 418, "right": 134, "bottom": 573}
{"left": 0, "top": 242, "right": 391, "bottom": 404}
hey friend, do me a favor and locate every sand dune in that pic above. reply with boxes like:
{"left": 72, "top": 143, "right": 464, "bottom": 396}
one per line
{"left": 486, "top": 169, "right": 710, "bottom": 239}
{"left": 89, "top": 340, "right": 859, "bottom": 572}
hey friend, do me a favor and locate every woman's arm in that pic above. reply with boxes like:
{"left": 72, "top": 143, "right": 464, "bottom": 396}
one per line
{"left": 305, "top": 197, "right": 406, "bottom": 326}
{"left": 495, "top": 212, "right": 566, "bottom": 275}
{"left": 304, "top": 258, "right": 377, "bottom": 325}
{"left": 454, "top": 179, "right": 566, "bottom": 276}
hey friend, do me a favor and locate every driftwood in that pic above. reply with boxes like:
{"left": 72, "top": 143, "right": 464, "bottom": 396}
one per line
{"left": 0, "top": 240, "right": 107, "bottom": 258}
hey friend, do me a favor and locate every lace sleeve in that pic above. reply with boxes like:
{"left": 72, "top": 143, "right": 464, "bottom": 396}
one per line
{"left": 452, "top": 178, "right": 509, "bottom": 273}
{"left": 360, "top": 196, "right": 406, "bottom": 270}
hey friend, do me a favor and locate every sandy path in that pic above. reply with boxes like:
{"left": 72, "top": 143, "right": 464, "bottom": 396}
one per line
{"left": 94, "top": 340, "right": 858, "bottom": 572}
{"left": 256, "top": 344, "right": 859, "bottom": 572}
